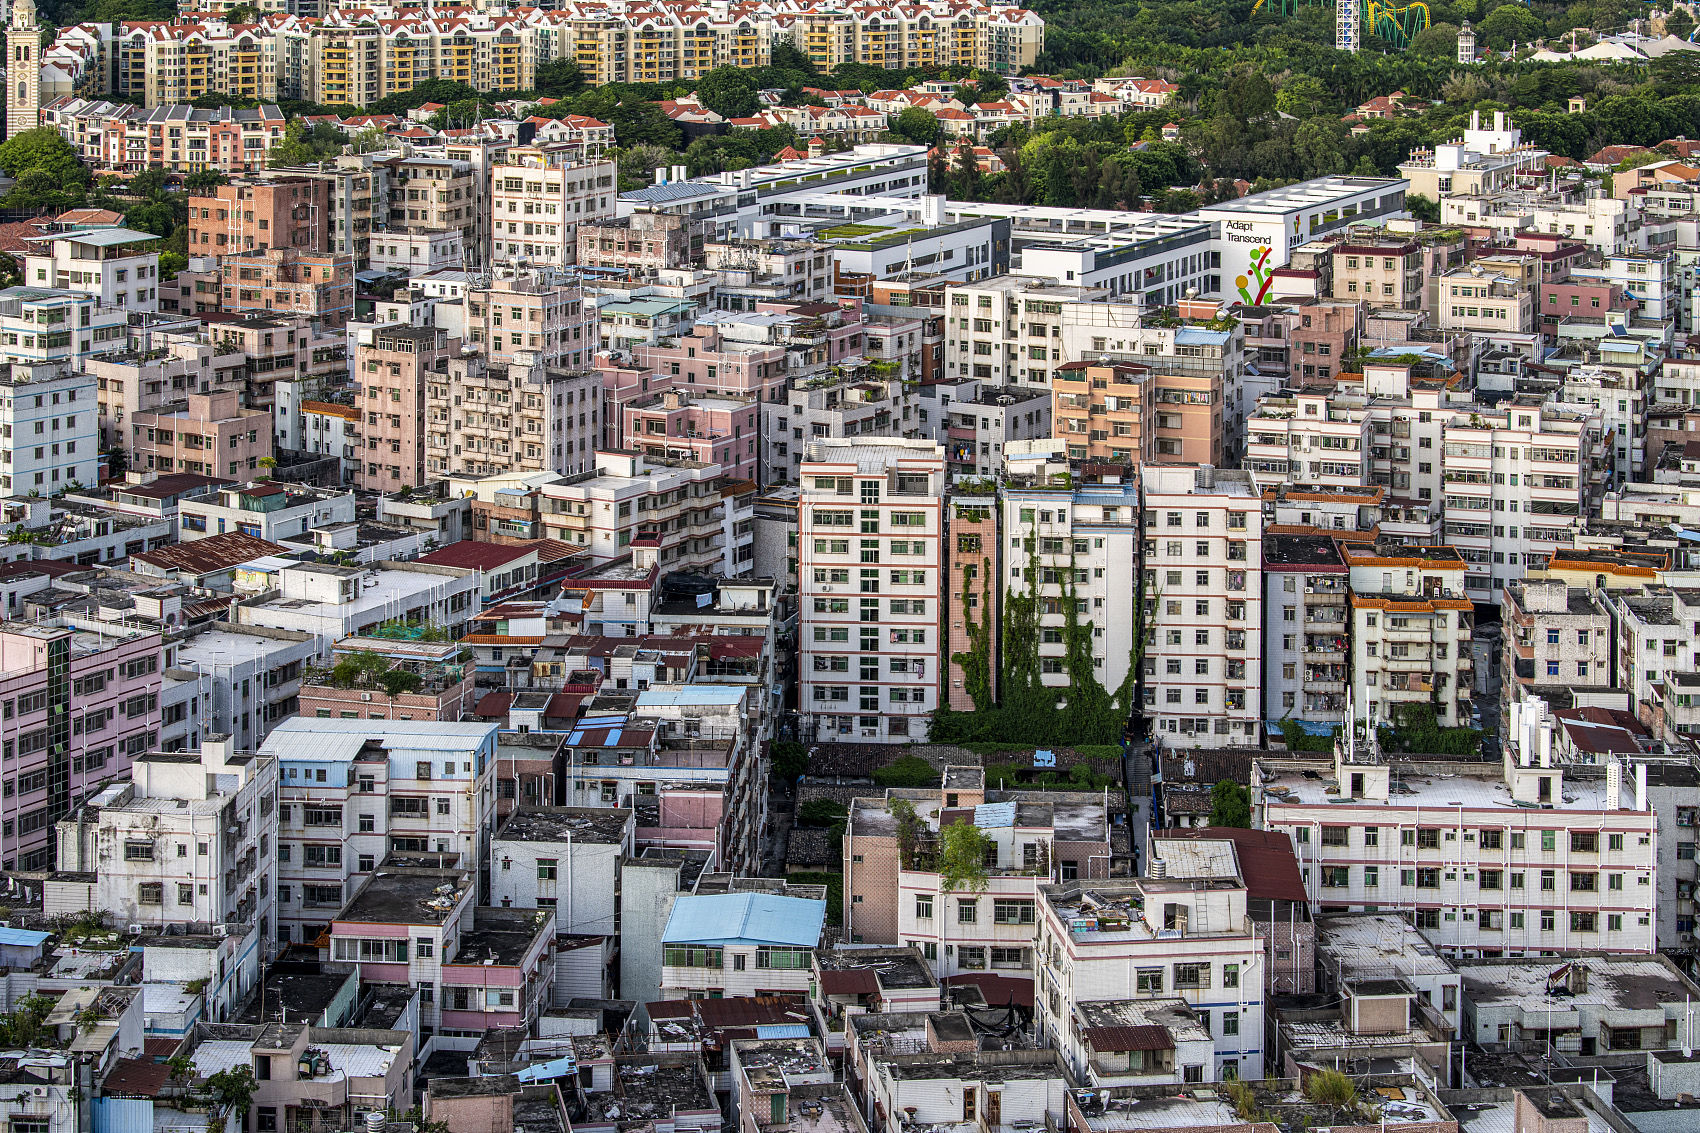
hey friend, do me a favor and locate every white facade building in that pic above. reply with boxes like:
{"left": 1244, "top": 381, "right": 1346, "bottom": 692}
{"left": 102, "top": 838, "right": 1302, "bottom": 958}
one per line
{"left": 797, "top": 438, "right": 944, "bottom": 743}
{"left": 490, "top": 149, "right": 617, "bottom": 269}
{"left": 258, "top": 717, "right": 499, "bottom": 948}
{"left": 489, "top": 806, "right": 633, "bottom": 937}
{"left": 0, "top": 362, "right": 99, "bottom": 495}
{"left": 55, "top": 736, "right": 279, "bottom": 947}
{"left": 1140, "top": 464, "right": 1264, "bottom": 746}
{"left": 1255, "top": 749, "right": 1659, "bottom": 957}
{"left": 23, "top": 229, "right": 162, "bottom": 312}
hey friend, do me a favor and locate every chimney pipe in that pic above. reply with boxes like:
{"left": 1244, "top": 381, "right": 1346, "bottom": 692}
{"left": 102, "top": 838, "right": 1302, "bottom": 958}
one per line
{"left": 1637, "top": 762, "right": 1648, "bottom": 812}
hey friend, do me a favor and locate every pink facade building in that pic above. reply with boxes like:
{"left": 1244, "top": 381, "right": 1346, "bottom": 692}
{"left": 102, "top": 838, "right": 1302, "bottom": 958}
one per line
{"left": 622, "top": 390, "right": 759, "bottom": 481}
{"left": 632, "top": 325, "right": 787, "bottom": 401}
{"left": 355, "top": 325, "right": 452, "bottom": 491}
{"left": 131, "top": 389, "right": 273, "bottom": 480}
{"left": 596, "top": 357, "right": 675, "bottom": 450}
{"left": 0, "top": 620, "right": 163, "bottom": 871}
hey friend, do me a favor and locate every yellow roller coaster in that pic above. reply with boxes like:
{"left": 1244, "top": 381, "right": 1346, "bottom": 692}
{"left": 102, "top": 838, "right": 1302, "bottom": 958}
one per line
{"left": 1252, "top": 0, "right": 1432, "bottom": 50}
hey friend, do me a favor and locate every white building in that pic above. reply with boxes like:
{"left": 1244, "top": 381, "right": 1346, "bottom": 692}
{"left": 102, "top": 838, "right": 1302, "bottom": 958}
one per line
{"left": 55, "top": 736, "right": 278, "bottom": 946}
{"left": 1197, "top": 176, "right": 1411, "bottom": 285}
{"left": 173, "top": 623, "right": 317, "bottom": 751}
{"left": 1342, "top": 543, "right": 1476, "bottom": 729}
{"left": 1141, "top": 464, "right": 1264, "bottom": 746}
{"left": 0, "top": 362, "right": 99, "bottom": 495}
{"left": 539, "top": 451, "right": 753, "bottom": 576}
{"left": 22, "top": 228, "right": 162, "bottom": 312}
{"left": 659, "top": 890, "right": 826, "bottom": 999}
{"left": 490, "top": 806, "right": 633, "bottom": 937}
{"left": 489, "top": 148, "right": 617, "bottom": 269}
{"left": 0, "top": 287, "right": 128, "bottom": 370}
{"left": 258, "top": 717, "right": 499, "bottom": 948}
{"left": 1001, "top": 451, "right": 1140, "bottom": 700}
{"left": 178, "top": 482, "right": 356, "bottom": 544}
{"left": 797, "top": 438, "right": 944, "bottom": 743}
{"left": 232, "top": 560, "right": 480, "bottom": 656}
{"left": 1255, "top": 747, "right": 1659, "bottom": 957}
{"left": 1035, "top": 863, "right": 1266, "bottom": 1082}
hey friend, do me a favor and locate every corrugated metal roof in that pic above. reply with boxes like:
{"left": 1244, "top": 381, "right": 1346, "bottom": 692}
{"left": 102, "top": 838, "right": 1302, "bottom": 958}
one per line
{"left": 0, "top": 926, "right": 49, "bottom": 946}
{"left": 973, "top": 802, "right": 1017, "bottom": 828}
{"left": 754, "top": 1024, "right": 812, "bottom": 1039}
{"left": 1083, "top": 1024, "right": 1175, "bottom": 1052}
{"left": 662, "top": 892, "right": 825, "bottom": 948}
{"left": 636, "top": 685, "right": 746, "bottom": 707}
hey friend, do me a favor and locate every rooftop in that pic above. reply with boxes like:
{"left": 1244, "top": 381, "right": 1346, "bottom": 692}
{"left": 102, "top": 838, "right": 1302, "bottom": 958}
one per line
{"left": 662, "top": 892, "right": 825, "bottom": 949}
{"left": 495, "top": 806, "right": 632, "bottom": 845}
{"left": 815, "top": 945, "right": 937, "bottom": 992}
{"left": 1455, "top": 956, "right": 1697, "bottom": 1013}
{"left": 1257, "top": 759, "right": 1629, "bottom": 811}
{"left": 335, "top": 866, "right": 471, "bottom": 926}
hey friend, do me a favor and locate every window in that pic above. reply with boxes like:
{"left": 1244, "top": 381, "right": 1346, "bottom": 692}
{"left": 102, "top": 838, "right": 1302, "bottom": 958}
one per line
{"left": 538, "top": 859, "right": 558, "bottom": 881}
{"left": 1321, "top": 826, "right": 1349, "bottom": 847}
{"left": 124, "top": 840, "right": 153, "bottom": 861}
{"left": 1571, "top": 831, "right": 1598, "bottom": 853}
{"left": 662, "top": 946, "right": 723, "bottom": 968}
{"left": 1136, "top": 968, "right": 1164, "bottom": 993}
{"left": 1222, "top": 1011, "right": 1240, "bottom": 1036}
{"left": 756, "top": 947, "right": 811, "bottom": 969}
{"left": 138, "top": 883, "right": 163, "bottom": 905}
{"left": 993, "top": 900, "right": 1035, "bottom": 925}
{"left": 1480, "top": 829, "right": 1502, "bottom": 849}
{"left": 303, "top": 845, "right": 340, "bottom": 868}
{"left": 958, "top": 899, "right": 978, "bottom": 923}
{"left": 1223, "top": 963, "right": 1239, "bottom": 988}
{"left": 1174, "top": 963, "right": 1210, "bottom": 989}
{"left": 915, "top": 895, "right": 933, "bottom": 919}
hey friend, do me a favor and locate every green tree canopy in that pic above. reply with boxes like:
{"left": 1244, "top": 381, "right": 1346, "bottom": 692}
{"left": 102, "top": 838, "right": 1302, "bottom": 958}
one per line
{"left": 1477, "top": 3, "right": 1545, "bottom": 49}
{"left": 893, "top": 106, "right": 944, "bottom": 146}
{"left": 695, "top": 66, "right": 759, "bottom": 118}
{"left": 1209, "top": 780, "right": 1251, "bottom": 828}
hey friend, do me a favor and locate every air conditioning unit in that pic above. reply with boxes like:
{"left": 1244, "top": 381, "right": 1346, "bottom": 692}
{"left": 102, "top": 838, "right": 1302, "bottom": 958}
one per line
{"left": 213, "top": 925, "right": 229, "bottom": 938}
{"left": 128, "top": 924, "right": 144, "bottom": 934}
{"left": 361, "top": 693, "right": 372, "bottom": 701}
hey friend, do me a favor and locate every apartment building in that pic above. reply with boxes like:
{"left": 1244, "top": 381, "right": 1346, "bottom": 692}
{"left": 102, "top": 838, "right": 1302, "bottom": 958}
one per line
{"left": 258, "top": 717, "right": 497, "bottom": 948}
{"left": 0, "top": 286, "right": 127, "bottom": 374}
{"left": 188, "top": 177, "right": 328, "bottom": 255}
{"left": 660, "top": 891, "right": 828, "bottom": 999}
{"left": 798, "top": 439, "right": 944, "bottom": 744}
{"left": 1141, "top": 464, "right": 1264, "bottom": 747}
{"left": 924, "top": 381, "right": 1050, "bottom": 479}
{"left": 216, "top": 249, "right": 355, "bottom": 327}
{"left": 1262, "top": 533, "right": 1350, "bottom": 729}
{"left": 22, "top": 228, "right": 162, "bottom": 313}
{"left": 540, "top": 450, "right": 753, "bottom": 574}
{"left": 381, "top": 152, "right": 478, "bottom": 251}
{"left": 131, "top": 389, "right": 271, "bottom": 480}
{"left": 1035, "top": 864, "right": 1266, "bottom": 1081}
{"left": 1438, "top": 396, "right": 1595, "bottom": 599}
{"left": 425, "top": 357, "right": 602, "bottom": 478}
{"left": 0, "top": 620, "right": 163, "bottom": 872}
{"left": 1437, "top": 267, "right": 1537, "bottom": 334}
{"left": 1000, "top": 452, "right": 1140, "bottom": 701}
{"left": 842, "top": 768, "right": 1112, "bottom": 971}
{"left": 577, "top": 211, "right": 694, "bottom": 277}
{"left": 354, "top": 325, "right": 452, "bottom": 491}
{"left": 234, "top": 560, "right": 481, "bottom": 656}
{"left": 0, "top": 362, "right": 100, "bottom": 496}
{"left": 455, "top": 270, "right": 595, "bottom": 370}
{"left": 762, "top": 373, "right": 915, "bottom": 486}
{"left": 1501, "top": 579, "right": 1614, "bottom": 707}
{"left": 44, "top": 99, "right": 287, "bottom": 175}
{"left": 1396, "top": 110, "right": 1548, "bottom": 199}
{"left": 623, "top": 390, "right": 759, "bottom": 482}
{"left": 1328, "top": 238, "right": 1422, "bottom": 310}
{"left": 489, "top": 806, "right": 632, "bottom": 936}
{"left": 488, "top": 147, "right": 616, "bottom": 269}
{"left": 57, "top": 736, "right": 278, "bottom": 943}
{"left": 1256, "top": 748, "right": 1658, "bottom": 956}
{"left": 1051, "top": 359, "right": 1218, "bottom": 467}
{"left": 1343, "top": 543, "right": 1474, "bottom": 730}
{"left": 1601, "top": 586, "right": 1700, "bottom": 745}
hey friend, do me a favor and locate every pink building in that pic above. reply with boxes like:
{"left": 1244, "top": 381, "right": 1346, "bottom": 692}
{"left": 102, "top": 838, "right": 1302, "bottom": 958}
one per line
{"left": 0, "top": 620, "right": 164, "bottom": 871}
{"left": 298, "top": 636, "right": 476, "bottom": 723}
{"left": 1538, "top": 278, "right": 1636, "bottom": 341}
{"left": 355, "top": 325, "right": 452, "bottom": 491}
{"left": 131, "top": 389, "right": 273, "bottom": 481}
{"left": 632, "top": 325, "right": 787, "bottom": 401}
{"left": 596, "top": 356, "right": 674, "bottom": 450}
{"left": 622, "top": 390, "right": 759, "bottom": 481}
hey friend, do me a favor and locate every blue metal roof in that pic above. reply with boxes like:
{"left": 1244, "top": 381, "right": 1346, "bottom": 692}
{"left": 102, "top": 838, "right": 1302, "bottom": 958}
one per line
{"left": 515, "top": 1053, "right": 578, "bottom": 1083}
{"left": 637, "top": 686, "right": 746, "bottom": 707}
{"left": 621, "top": 182, "right": 718, "bottom": 204}
{"left": 662, "top": 892, "right": 826, "bottom": 948}
{"left": 0, "top": 926, "right": 49, "bottom": 947}
{"left": 755, "top": 1024, "right": 812, "bottom": 1039}
{"left": 1175, "top": 327, "right": 1229, "bottom": 346}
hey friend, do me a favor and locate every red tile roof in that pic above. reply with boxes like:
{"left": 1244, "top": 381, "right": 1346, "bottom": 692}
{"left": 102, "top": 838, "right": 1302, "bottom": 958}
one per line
{"left": 1163, "top": 826, "right": 1307, "bottom": 903}
{"left": 102, "top": 1057, "right": 172, "bottom": 1098}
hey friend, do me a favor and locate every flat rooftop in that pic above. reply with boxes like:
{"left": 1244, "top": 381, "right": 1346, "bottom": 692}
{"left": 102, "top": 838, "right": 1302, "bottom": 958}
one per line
{"left": 495, "top": 806, "right": 632, "bottom": 845}
{"left": 1258, "top": 760, "right": 1627, "bottom": 811}
{"left": 1315, "top": 914, "right": 1455, "bottom": 979}
{"left": 335, "top": 867, "right": 471, "bottom": 926}
{"left": 815, "top": 945, "right": 936, "bottom": 991}
{"left": 1456, "top": 957, "right": 1696, "bottom": 1012}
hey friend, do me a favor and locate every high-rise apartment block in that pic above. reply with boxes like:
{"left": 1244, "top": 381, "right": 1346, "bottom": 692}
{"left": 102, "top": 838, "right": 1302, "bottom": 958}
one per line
{"left": 354, "top": 325, "right": 453, "bottom": 491}
{"left": 798, "top": 439, "right": 944, "bottom": 743}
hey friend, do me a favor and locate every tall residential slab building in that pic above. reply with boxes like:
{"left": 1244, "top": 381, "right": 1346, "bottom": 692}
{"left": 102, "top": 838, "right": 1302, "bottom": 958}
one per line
{"left": 354, "top": 325, "right": 452, "bottom": 491}
{"left": 798, "top": 438, "right": 944, "bottom": 743}
{"left": 1140, "top": 464, "right": 1264, "bottom": 747}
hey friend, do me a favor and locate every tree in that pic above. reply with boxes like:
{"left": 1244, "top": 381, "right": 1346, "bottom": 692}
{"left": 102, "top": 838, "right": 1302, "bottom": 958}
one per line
{"left": 1274, "top": 75, "right": 1332, "bottom": 118}
{"left": 1410, "top": 22, "right": 1460, "bottom": 57}
{"left": 771, "top": 740, "right": 808, "bottom": 785}
{"left": 937, "top": 819, "right": 992, "bottom": 894}
{"left": 892, "top": 106, "right": 943, "bottom": 146}
{"left": 533, "top": 58, "right": 587, "bottom": 99}
{"left": 1670, "top": 7, "right": 1696, "bottom": 40}
{"left": 1477, "top": 3, "right": 1544, "bottom": 49}
{"left": 1407, "top": 192, "right": 1441, "bottom": 222}
{"left": 0, "top": 127, "right": 87, "bottom": 186}
{"left": 205, "top": 1066, "right": 258, "bottom": 1122}
{"left": 797, "top": 799, "right": 847, "bottom": 827}
{"left": 1209, "top": 779, "right": 1251, "bottom": 828}
{"left": 184, "top": 169, "right": 228, "bottom": 193}
{"left": 696, "top": 66, "right": 759, "bottom": 118}
{"left": 873, "top": 755, "right": 938, "bottom": 788}
{"left": 267, "top": 119, "right": 342, "bottom": 168}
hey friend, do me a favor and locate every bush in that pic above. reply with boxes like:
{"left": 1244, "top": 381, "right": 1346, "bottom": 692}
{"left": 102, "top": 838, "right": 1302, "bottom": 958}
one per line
{"left": 1304, "top": 1069, "right": 1356, "bottom": 1107}
{"left": 873, "top": 755, "right": 939, "bottom": 788}
{"left": 787, "top": 871, "right": 843, "bottom": 926}
{"left": 797, "top": 799, "right": 848, "bottom": 827}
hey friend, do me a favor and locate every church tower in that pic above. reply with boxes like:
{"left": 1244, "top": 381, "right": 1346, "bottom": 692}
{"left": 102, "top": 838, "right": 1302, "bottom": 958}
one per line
{"left": 6, "top": 0, "right": 39, "bottom": 141}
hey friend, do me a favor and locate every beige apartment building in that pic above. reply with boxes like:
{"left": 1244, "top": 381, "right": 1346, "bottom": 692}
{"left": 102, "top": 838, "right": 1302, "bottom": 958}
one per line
{"left": 354, "top": 325, "right": 453, "bottom": 492}
{"left": 1328, "top": 239, "right": 1423, "bottom": 311}
{"left": 489, "top": 146, "right": 617, "bottom": 270}
{"left": 381, "top": 153, "right": 478, "bottom": 253}
{"left": 131, "top": 389, "right": 272, "bottom": 480}
{"left": 218, "top": 249, "right": 355, "bottom": 327}
{"left": 425, "top": 357, "right": 603, "bottom": 478}
{"left": 460, "top": 271, "right": 596, "bottom": 370}
{"left": 1051, "top": 358, "right": 1219, "bottom": 466}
